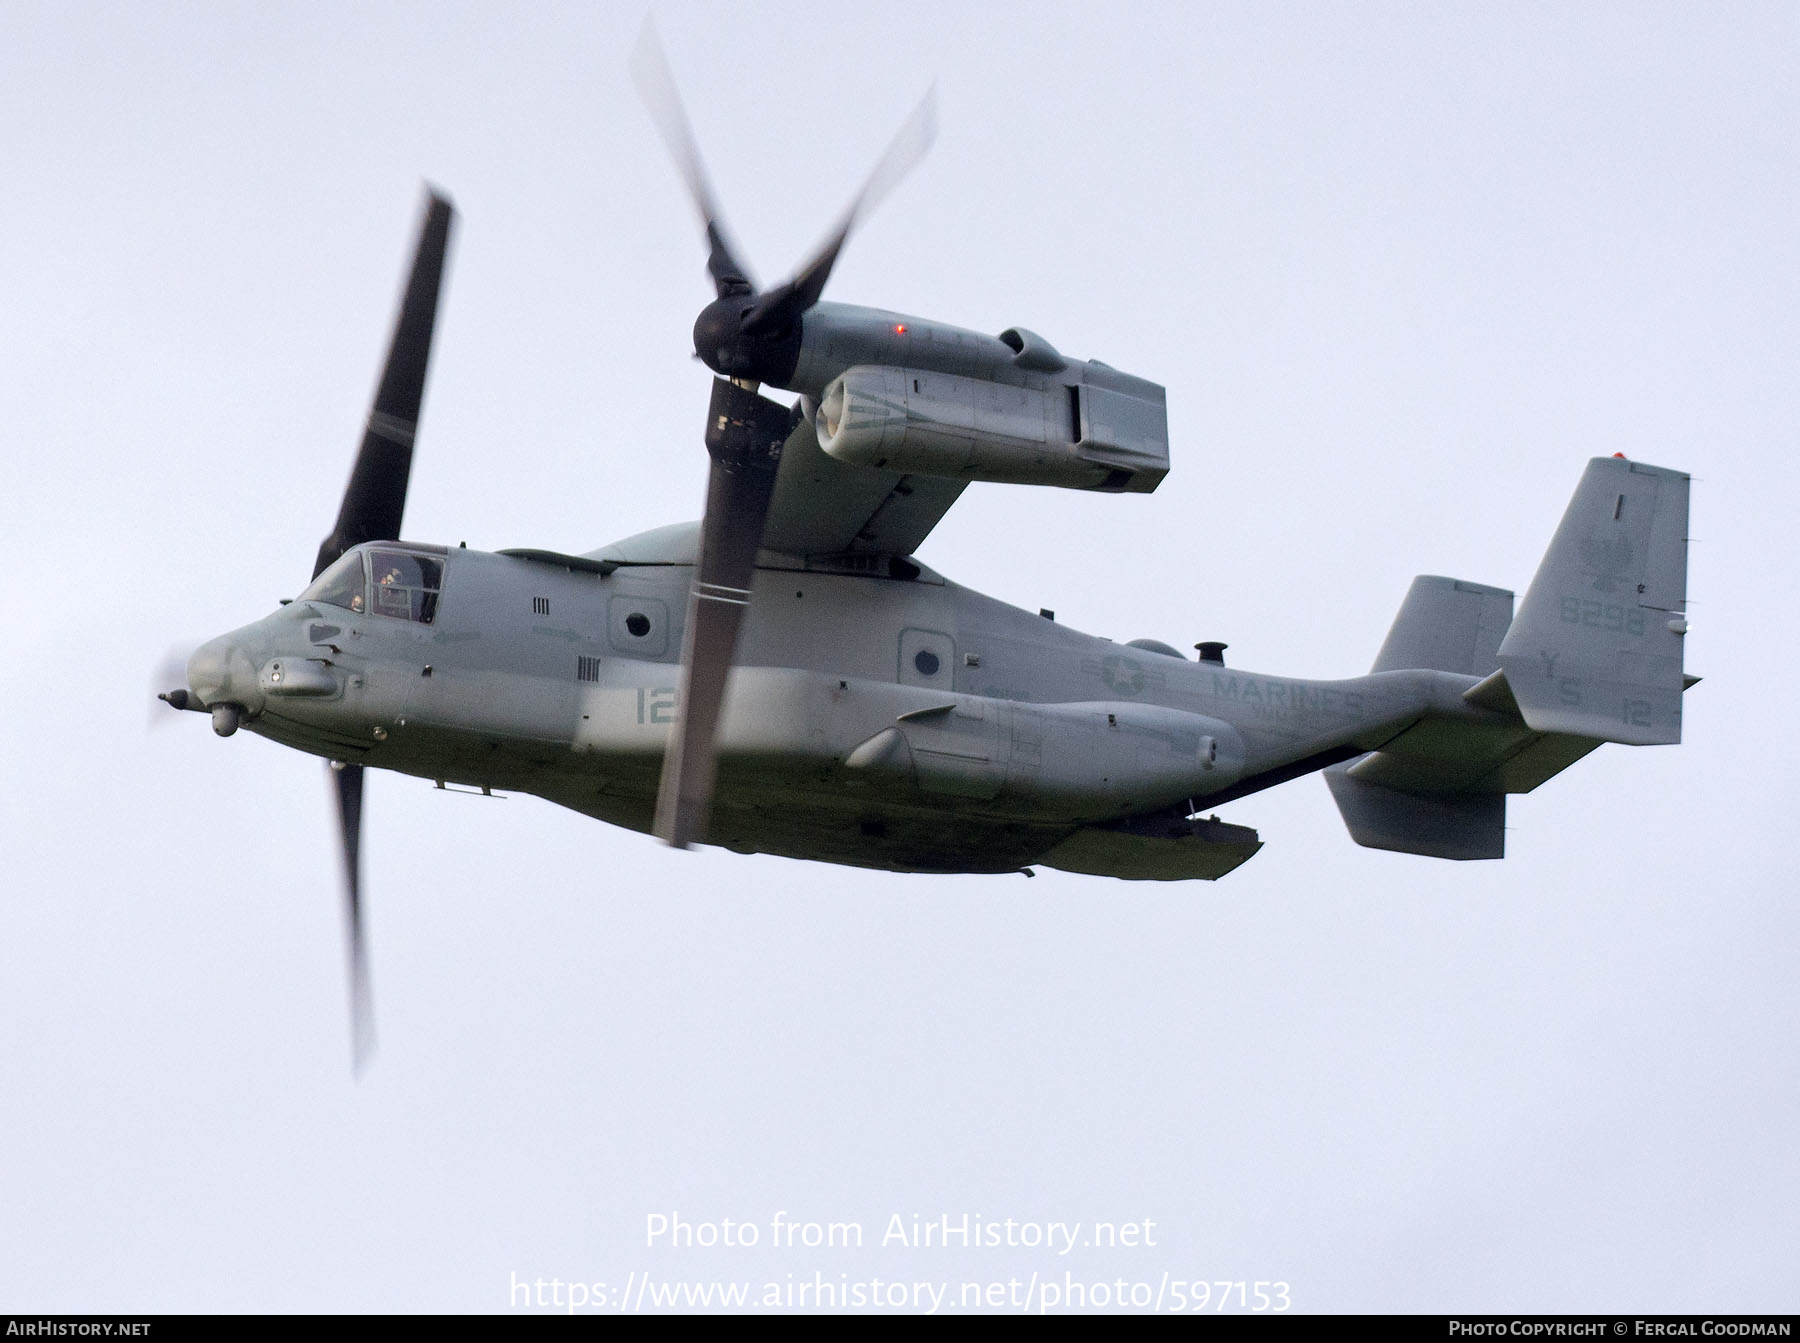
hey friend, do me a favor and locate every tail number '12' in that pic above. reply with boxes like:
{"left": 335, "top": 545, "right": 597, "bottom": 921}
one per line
{"left": 636, "top": 687, "right": 677, "bottom": 725}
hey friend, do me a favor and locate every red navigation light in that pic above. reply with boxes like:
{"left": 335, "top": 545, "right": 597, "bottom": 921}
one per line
{"left": 894, "top": 323, "right": 907, "bottom": 334}
{"left": 1612, "top": 452, "right": 1628, "bottom": 459}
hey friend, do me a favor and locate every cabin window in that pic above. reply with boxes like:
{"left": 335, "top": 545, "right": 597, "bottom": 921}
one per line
{"left": 367, "top": 549, "right": 443, "bottom": 624}
{"left": 607, "top": 595, "right": 670, "bottom": 656}
{"left": 299, "top": 546, "right": 445, "bottom": 622}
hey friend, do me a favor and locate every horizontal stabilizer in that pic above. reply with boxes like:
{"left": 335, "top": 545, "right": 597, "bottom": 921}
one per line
{"left": 1324, "top": 765, "right": 1504, "bottom": 860}
{"left": 1495, "top": 457, "right": 1690, "bottom": 745}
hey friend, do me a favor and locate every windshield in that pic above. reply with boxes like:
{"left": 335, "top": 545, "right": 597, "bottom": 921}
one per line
{"left": 299, "top": 551, "right": 368, "bottom": 613}
{"left": 298, "top": 547, "right": 444, "bottom": 623}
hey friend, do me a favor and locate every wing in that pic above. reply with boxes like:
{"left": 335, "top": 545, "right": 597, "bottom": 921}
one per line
{"left": 756, "top": 411, "right": 967, "bottom": 559}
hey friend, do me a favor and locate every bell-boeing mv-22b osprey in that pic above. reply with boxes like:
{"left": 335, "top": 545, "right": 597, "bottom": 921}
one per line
{"left": 162, "top": 38, "right": 1696, "bottom": 1061}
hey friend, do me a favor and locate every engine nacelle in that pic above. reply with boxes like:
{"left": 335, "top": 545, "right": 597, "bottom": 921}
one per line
{"left": 816, "top": 362, "right": 1169, "bottom": 493}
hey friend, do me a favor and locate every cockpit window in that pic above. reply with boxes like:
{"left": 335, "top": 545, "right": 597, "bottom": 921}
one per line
{"left": 299, "top": 551, "right": 368, "bottom": 614}
{"left": 297, "top": 547, "right": 444, "bottom": 622}
{"left": 368, "top": 549, "right": 442, "bottom": 624}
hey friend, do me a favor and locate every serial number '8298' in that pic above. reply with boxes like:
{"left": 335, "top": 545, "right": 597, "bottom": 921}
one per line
{"left": 1561, "top": 596, "right": 1645, "bottom": 636}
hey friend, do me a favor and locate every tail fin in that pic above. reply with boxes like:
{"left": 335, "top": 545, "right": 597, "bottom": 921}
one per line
{"left": 1323, "top": 774, "right": 1505, "bottom": 860}
{"left": 1370, "top": 575, "right": 1514, "bottom": 677}
{"left": 1327, "top": 456, "right": 1692, "bottom": 860}
{"left": 1492, "top": 456, "right": 1691, "bottom": 745}
{"left": 1326, "top": 576, "right": 1517, "bottom": 860}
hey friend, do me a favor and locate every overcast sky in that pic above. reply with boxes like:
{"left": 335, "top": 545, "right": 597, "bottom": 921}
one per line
{"left": 1, "top": 1, "right": 1795, "bottom": 1314}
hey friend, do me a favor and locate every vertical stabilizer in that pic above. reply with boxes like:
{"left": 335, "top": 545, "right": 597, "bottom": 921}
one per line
{"left": 1326, "top": 576, "right": 1515, "bottom": 860}
{"left": 1323, "top": 771, "right": 1505, "bottom": 860}
{"left": 1495, "top": 457, "right": 1690, "bottom": 745}
{"left": 1371, "top": 576, "right": 1514, "bottom": 676}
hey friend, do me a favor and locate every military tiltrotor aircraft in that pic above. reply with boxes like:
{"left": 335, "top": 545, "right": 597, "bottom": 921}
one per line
{"left": 162, "top": 39, "right": 1695, "bottom": 1064}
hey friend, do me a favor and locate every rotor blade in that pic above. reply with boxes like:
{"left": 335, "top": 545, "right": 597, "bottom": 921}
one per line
{"left": 654, "top": 381, "right": 798, "bottom": 848}
{"left": 313, "top": 191, "right": 455, "bottom": 579}
{"left": 629, "top": 19, "right": 755, "bottom": 298}
{"left": 743, "top": 85, "right": 937, "bottom": 336}
{"left": 330, "top": 761, "right": 376, "bottom": 1072}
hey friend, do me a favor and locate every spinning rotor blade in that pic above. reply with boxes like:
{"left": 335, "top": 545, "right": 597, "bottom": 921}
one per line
{"left": 150, "top": 643, "right": 198, "bottom": 725}
{"left": 653, "top": 381, "right": 797, "bottom": 849}
{"left": 628, "top": 20, "right": 754, "bottom": 298}
{"left": 742, "top": 87, "right": 937, "bottom": 337}
{"left": 314, "top": 191, "right": 455, "bottom": 579}
{"left": 330, "top": 761, "right": 376, "bottom": 1071}
{"left": 316, "top": 190, "right": 453, "bottom": 1070}
{"left": 634, "top": 27, "right": 935, "bottom": 382}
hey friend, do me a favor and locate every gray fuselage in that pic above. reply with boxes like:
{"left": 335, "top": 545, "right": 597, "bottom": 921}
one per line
{"left": 189, "top": 535, "right": 1495, "bottom": 874}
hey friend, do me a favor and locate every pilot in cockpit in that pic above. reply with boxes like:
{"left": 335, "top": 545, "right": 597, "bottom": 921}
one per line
{"left": 374, "top": 560, "right": 411, "bottom": 616}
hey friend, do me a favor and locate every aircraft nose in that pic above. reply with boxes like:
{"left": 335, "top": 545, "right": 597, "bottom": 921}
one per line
{"left": 187, "top": 635, "right": 265, "bottom": 728}
{"left": 186, "top": 637, "right": 229, "bottom": 703}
